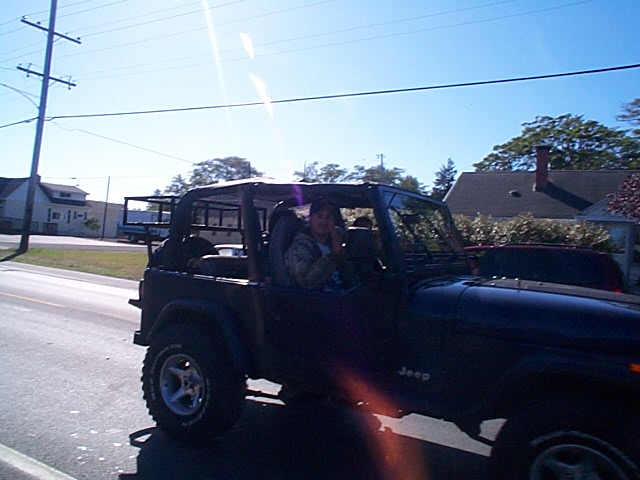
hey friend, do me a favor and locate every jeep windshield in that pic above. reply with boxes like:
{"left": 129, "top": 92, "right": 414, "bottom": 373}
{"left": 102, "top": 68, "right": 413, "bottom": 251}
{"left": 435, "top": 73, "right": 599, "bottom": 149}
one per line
{"left": 384, "top": 190, "right": 466, "bottom": 278}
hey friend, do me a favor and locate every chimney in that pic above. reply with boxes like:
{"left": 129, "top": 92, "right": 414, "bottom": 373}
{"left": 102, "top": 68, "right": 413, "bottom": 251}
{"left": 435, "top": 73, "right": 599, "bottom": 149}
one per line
{"left": 534, "top": 145, "right": 550, "bottom": 191}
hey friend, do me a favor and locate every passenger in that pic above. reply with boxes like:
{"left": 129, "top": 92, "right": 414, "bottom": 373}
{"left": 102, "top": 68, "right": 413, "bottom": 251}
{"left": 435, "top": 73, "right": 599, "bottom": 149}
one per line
{"left": 284, "top": 200, "right": 352, "bottom": 291}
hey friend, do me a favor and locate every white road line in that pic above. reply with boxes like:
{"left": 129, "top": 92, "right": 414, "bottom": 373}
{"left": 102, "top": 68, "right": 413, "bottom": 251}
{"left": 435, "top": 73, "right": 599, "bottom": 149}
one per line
{"left": 0, "top": 443, "right": 77, "bottom": 480}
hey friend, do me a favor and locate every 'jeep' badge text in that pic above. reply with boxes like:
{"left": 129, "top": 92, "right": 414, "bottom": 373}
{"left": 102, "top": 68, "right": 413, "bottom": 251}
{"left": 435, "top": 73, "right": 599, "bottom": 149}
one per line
{"left": 397, "top": 366, "right": 430, "bottom": 382}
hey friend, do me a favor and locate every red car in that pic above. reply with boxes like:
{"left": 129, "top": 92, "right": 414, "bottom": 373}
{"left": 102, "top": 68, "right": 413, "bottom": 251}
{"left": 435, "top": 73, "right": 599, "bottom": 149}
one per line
{"left": 466, "top": 243, "right": 627, "bottom": 293}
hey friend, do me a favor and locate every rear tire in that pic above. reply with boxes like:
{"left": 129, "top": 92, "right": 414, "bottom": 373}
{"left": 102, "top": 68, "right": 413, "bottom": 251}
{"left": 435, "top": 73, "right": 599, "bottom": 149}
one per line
{"left": 142, "top": 323, "right": 246, "bottom": 443}
{"left": 489, "top": 396, "right": 640, "bottom": 480}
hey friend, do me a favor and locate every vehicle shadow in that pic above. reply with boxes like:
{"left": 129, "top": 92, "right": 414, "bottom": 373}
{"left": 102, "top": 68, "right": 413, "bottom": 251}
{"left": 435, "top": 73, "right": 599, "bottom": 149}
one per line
{"left": 119, "top": 398, "right": 489, "bottom": 480}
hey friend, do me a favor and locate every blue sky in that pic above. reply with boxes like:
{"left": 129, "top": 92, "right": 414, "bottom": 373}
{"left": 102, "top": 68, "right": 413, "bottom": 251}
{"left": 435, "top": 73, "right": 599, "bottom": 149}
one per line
{"left": 1, "top": 0, "right": 639, "bottom": 203}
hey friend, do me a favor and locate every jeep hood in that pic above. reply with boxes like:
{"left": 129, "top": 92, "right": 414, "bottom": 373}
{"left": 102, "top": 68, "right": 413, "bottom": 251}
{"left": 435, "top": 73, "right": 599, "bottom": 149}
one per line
{"left": 413, "top": 277, "right": 640, "bottom": 355}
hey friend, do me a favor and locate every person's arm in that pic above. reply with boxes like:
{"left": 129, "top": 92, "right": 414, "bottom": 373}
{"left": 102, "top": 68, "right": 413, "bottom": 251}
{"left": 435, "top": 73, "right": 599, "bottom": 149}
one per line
{"left": 285, "top": 234, "right": 341, "bottom": 288}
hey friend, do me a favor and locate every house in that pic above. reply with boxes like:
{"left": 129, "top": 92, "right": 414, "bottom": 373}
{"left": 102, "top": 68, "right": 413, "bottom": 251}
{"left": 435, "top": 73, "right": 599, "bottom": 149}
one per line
{"left": 0, "top": 176, "right": 110, "bottom": 237}
{"left": 444, "top": 147, "right": 638, "bottom": 280}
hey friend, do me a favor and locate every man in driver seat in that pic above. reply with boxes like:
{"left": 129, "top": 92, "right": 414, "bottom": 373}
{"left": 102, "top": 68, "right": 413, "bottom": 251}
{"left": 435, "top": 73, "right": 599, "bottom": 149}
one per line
{"left": 284, "top": 200, "right": 352, "bottom": 291}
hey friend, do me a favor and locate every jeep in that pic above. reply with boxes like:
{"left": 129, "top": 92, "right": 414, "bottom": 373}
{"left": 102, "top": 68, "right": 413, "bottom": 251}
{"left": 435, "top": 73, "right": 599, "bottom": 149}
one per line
{"left": 129, "top": 179, "right": 640, "bottom": 480}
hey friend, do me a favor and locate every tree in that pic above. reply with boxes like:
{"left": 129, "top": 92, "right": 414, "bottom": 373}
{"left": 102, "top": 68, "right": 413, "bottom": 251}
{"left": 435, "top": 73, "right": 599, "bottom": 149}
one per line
{"left": 473, "top": 114, "right": 640, "bottom": 171}
{"left": 617, "top": 97, "right": 640, "bottom": 138}
{"left": 164, "top": 174, "right": 190, "bottom": 196}
{"left": 430, "top": 158, "right": 457, "bottom": 201}
{"left": 344, "top": 164, "right": 422, "bottom": 192}
{"left": 146, "top": 189, "right": 164, "bottom": 211}
{"left": 607, "top": 172, "right": 640, "bottom": 222}
{"left": 294, "top": 162, "right": 348, "bottom": 183}
{"left": 162, "top": 157, "right": 262, "bottom": 195}
{"left": 294, "top": 161, "right": 423, "bottom": 192}
{"left": 83, "top": 217, "right": 101, "bottom": 231}
{"left": 189, "top": 157, "right": 261, "bottom": 185}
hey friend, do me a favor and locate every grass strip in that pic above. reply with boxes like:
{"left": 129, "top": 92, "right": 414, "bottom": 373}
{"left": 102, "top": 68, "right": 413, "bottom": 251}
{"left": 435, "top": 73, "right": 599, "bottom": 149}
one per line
{"left": 3, "top": 248, "right": 148, "bottom": 280}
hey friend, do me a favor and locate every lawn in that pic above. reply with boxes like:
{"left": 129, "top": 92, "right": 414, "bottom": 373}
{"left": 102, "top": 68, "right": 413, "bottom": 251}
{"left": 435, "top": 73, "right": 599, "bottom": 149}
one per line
{"left": 3, "top": 248, "right": 149, "bottom": 280}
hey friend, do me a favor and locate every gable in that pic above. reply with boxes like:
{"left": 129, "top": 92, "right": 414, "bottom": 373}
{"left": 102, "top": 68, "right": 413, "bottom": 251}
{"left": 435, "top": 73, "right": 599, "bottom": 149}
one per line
{"left": 0, "top": 177, "right": 28, "bottom": 198}
{"left": 445, "top": 170, "right": 638, "bottom": 219}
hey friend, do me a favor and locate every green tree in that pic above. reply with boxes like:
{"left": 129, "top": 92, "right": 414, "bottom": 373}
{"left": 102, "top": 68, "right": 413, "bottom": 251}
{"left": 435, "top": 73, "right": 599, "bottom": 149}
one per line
{"left": 146, "top": 189, "right": 163, "bottom": 211}
{"left": 83, "top": 217, "right": 101, "bottom": 231}
{"left": 345, "top": 164, "right": 422, "bottom": 192}
{"left": 162, "top": 157, "right": 262, "bottom": 194}
{"left": 164, "top": 174, "right": 190, "bottom": 196}
{"left": 473, "top": 114, "right": 640, "bottom": 171}
{"left": 617, "top": 97, "right": 640, "bottom": 138}
{"left": 294, "top": 162, "right": 348, "bottom": 183}
{"left": 430, "top": 158, "right": 457, "bottom": 201}
{"left": 294, "top": 161, "right": 422, "bottom": 192}
{"left": 189, "top": 156, "right": 261, "bottom": 185}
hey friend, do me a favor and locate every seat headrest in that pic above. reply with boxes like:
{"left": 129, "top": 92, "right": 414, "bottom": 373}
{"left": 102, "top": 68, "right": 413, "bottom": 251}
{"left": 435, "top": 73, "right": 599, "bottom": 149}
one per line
{"left": 347, "top": 227, "right": 375, "bottom": 262}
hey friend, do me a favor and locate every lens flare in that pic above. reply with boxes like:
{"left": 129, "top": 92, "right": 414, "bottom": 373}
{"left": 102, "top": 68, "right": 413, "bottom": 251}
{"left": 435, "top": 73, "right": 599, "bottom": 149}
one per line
{"left": 201, "top": 0, "right": 237, "bottom": 149}
{"left": 249, "top": 73, "right": 274, "bottom": 118}
{"left": 240, "top": 33, "right": 255, "bottom": 59}
{"left": 337, "top": 368, "right": 430, "bottom": 479}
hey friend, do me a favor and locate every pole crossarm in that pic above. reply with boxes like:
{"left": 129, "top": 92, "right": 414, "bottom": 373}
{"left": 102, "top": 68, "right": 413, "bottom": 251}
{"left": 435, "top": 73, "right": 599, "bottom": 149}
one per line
{"left": 16, "top": 65, "right": 76, "bottom": 88}
{"left": 20, "top": 16, "right": 81, "bottom": 44}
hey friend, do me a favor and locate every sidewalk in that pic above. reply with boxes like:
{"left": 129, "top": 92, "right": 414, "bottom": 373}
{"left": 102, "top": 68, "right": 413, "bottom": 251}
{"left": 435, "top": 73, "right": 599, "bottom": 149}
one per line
{"left": 0, "top": 234, "right": 148, "bottom": 252}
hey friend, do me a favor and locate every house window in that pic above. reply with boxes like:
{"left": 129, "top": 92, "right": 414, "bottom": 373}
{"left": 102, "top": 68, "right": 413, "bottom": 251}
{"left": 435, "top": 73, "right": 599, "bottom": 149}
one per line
{"left": 52, "top": 212, "right": 62, "bottom": 220}
{"left": 60, "top": 192, "right": 71, "bottom": 198}
{"left": 68, "top": 210, "right": 71, "bottom": 224}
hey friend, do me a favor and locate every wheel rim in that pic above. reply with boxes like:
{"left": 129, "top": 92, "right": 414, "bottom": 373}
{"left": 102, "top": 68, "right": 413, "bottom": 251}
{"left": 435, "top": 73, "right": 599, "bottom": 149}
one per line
{"left": 159, "top": 353, "right": 204, "bottom": 416}
{"left": 531, "top": 443, "right": 629, "bottom": 480}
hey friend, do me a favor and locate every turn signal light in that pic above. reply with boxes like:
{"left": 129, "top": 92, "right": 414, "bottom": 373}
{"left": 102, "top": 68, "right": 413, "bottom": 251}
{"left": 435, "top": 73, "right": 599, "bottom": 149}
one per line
{"left": 630, "top": 363, "right": 640, "bottom": 374}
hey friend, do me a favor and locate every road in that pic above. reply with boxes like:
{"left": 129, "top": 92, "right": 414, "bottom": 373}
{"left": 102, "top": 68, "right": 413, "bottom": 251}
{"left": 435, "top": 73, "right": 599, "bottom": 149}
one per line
{"left": 0, "top": 262, "right": 499, "bottom": 480}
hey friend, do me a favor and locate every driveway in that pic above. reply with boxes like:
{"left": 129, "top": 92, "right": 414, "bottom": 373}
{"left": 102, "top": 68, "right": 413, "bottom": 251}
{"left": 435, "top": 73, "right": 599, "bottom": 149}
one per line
{"left": 0, "top": 234, "right": 150, "bottom": 252}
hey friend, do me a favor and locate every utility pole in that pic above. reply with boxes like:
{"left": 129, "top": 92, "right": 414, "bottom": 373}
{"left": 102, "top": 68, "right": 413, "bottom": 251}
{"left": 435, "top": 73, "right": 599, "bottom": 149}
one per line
{"left": 100, "top": 176, "right": 111, "bottom": 240}
{"left": 377, "top": 153, "right": 385, "bottom": 184}
{"left": 18, "top": 0, "right": 80, "bottom": 253}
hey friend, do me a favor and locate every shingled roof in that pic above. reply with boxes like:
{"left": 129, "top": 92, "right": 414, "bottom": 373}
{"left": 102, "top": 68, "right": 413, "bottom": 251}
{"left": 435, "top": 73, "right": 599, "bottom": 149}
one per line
{"left": 445, "top": 170, "right": 638, "bottom": 219}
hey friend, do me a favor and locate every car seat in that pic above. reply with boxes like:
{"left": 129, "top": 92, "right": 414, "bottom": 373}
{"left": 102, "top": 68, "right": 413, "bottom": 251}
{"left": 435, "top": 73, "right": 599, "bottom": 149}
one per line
{"left": 268, "top": 210, "right": 303, "bottom": 285}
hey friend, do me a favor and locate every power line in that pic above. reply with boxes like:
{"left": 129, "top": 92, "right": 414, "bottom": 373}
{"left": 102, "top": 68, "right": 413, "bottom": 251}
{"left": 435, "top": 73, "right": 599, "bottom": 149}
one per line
{"left": 71, "top": 0, "right": 596, "bottom": 82}
{"left": 2, "top": 62, "right": 638, "bottom": 131}
{"left": 77, "top": 0, "right": 248, "bottom": 38}
{"left": 0, "top": 0, "right": 332, "bottom": 64}
{"left": 46, "top": 63, "right": 640, "bottom": 121}
{"left": 58, "top": 124, "right": 195, "bottom": 164}
{"left": 71, "top": 0, "right": 522, "bottom": 79}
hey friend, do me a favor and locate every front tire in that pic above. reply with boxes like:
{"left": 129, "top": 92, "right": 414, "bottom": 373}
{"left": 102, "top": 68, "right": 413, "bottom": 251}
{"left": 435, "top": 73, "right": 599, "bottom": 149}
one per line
{"left": 142, "top": 323, "right": 246, "bottom": 443}
{"left": 489, "top": 396, "right": 640, "bottom": 480}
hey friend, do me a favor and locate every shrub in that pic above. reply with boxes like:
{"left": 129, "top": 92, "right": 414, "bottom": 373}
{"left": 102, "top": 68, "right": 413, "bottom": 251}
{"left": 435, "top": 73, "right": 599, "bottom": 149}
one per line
{"left": 454, "top": 213, "right": 617, "bottom": 252}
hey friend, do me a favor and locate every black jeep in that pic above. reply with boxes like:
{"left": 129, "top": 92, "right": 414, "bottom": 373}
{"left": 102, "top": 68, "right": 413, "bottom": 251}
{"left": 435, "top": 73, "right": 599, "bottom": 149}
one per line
{"left": 129, "top": 179, "right": 640, "bottom": 480}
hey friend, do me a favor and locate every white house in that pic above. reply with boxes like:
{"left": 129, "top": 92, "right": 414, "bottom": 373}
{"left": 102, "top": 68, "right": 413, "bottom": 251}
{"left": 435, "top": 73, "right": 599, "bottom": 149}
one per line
{"left": 0, "top": 177, "right": 93, "bottom": 236}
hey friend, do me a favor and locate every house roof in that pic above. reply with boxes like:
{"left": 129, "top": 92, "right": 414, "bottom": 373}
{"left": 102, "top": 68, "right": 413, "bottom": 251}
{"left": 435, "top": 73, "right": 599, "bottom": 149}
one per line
{"left": 444, "top": 170, "right": 638, "bottom": 219}
{"left": 40, "top": 182, "right": 88, "bottom": 196}
{"left": 0, "top": 177, "right": 29, "bottom": 198}
{"left": 40, "top": 182, "right": 88, "bottom": 207}
{"left": 0, "top": 177, "right": 89, "bottom": 207}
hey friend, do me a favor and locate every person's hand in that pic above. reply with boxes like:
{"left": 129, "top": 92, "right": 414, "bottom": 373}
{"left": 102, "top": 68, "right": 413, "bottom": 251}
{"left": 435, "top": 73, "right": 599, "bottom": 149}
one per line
{"left": 330, "top": 227, "right": 343, "bottom": 255}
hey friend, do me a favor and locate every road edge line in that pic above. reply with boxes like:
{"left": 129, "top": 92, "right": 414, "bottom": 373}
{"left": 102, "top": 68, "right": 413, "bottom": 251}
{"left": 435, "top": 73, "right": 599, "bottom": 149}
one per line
{"left": 0, "top": 443, "right": 77, "bottom": 480}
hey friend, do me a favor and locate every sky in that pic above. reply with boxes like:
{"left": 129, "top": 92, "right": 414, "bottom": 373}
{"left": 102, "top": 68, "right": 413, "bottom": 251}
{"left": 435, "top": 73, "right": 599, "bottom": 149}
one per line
{"left": 1, "top": 0, "right": 639, "bottom": 204}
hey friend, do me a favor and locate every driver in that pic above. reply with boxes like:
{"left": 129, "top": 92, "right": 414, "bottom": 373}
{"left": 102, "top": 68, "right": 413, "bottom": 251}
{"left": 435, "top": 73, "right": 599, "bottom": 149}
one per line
{"left": 284, "top": 200, "right": 352, "bottom": 291}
